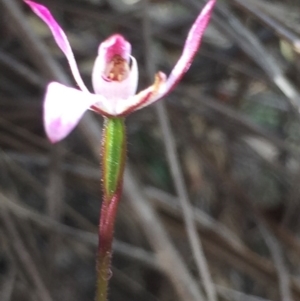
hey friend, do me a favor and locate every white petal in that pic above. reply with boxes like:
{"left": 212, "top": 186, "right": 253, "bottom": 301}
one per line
{"left": 44, "top": 82, "right": 106, "bottom": 142}
{"left": 92, "top": 55, "right": 138, "bottom": 100}
{"left": 113, "top": 72, "right": 167, "bottom": 116}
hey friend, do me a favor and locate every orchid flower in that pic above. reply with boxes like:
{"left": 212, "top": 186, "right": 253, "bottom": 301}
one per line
{"left": 25, "top": 0, "right": 216, "bottom": 143}
{"left": 25, "top": 1, "right": 216, "bottom": 301}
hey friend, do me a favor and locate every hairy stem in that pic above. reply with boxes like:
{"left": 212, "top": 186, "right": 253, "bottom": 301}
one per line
{"left": 97, "top": 117, "right": 126, "bottom": 301}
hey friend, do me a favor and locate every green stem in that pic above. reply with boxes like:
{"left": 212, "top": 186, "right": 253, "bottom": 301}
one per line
{"left": 97, "top": 117, "right": 126, "bottom": 301}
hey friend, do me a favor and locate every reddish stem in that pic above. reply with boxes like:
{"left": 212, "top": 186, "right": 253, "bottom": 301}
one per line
{"left": 97, "top": 188, "right": 122, "bottom": 301}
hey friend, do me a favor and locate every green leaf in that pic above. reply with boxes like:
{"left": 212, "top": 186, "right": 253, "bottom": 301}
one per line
{"left": 102, "top": 117, "right": 126, "bottom": 200}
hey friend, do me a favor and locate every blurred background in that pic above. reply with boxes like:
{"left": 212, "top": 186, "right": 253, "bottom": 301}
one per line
{"left": 1, "top": 0, "right": 300, "bottom": 300}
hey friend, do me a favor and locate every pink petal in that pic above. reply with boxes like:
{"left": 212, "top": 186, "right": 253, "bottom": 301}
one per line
{"left": 92, "top": 55, "right": 138, "bottom": 100}
{"left": 114, "top": 0, "right": 216, "bottom": 114}
{"left": 92, "top": 35, "right": 137, "bottom": 99}
{"left": 44, "top": 82, "right": 105, "bottom": 143}
{"left": 98, "top": 34, "right": 131, "bottom": 63}
{"left": 24, "top": 1, "right": 88, "bottom": 92}
{"left": 163, "top": 0, "right": 216, "bottom": 95}
{"left": 114, "top": 72, "right": 167, "bottom": 116}
{"left": 117, "top": 0, "right": 216, "bottom": 114}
